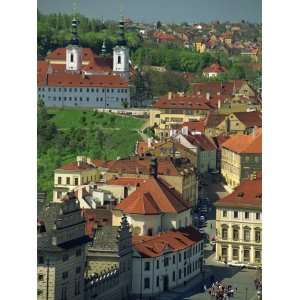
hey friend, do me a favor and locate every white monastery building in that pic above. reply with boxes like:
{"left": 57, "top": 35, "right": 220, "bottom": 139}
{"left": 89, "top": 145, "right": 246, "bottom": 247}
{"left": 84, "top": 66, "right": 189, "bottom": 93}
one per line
{"left": 37, "top": 17, "right": 133, "bottom": 109}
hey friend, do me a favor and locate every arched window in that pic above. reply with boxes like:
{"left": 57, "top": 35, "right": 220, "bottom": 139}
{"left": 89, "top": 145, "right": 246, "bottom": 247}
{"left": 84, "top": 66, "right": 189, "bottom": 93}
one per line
{"left": 70, "top": 53, "right": 74, "bottom": 63}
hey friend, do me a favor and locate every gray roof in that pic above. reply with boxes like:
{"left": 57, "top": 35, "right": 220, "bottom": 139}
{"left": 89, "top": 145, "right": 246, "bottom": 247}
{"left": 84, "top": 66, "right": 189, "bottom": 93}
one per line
{"left": 89, "top": 226, "right": 119, "bottom": 252}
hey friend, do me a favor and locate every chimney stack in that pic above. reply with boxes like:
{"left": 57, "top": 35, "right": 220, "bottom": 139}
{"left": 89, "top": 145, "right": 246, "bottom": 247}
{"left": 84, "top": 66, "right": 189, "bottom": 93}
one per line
{"left": 150, "top": 157, "right": 158, "bottom": 178}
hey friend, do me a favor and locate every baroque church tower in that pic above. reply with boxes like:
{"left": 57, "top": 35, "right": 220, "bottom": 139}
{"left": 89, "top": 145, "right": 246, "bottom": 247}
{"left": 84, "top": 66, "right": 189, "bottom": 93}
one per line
{"left": 66, "top": 17, "right": 82, "bottom": 72}
{"left": 113, "top": 18, "right": 130, "bottom": 80}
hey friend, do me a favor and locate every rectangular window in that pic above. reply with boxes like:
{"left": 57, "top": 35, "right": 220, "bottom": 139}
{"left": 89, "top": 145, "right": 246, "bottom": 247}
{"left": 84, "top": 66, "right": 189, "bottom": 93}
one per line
{"left": 69, "top": 88, "right": 72, "bottom": 92}
{"left": 222, "top": 210, "right": 227, "bottom": 217}
{"left": 61, "top": 287, "right": 67, "bottom": 300}
{"left": 232, "top": 248, "right": 239, "bottom": 260}
{"left": 173, "top": 255, "right": 175, "bottom": 264}
{"left": 256, "top": 212, "right": 260, "bottom": 220}
{"left": 234, "top": 211, "right": 239, "bottom": 218}
{"left": 255, "top": 250, "right": 261, "bottom": 262}
{"left": 118, "top": 55, "right": 121, "bottom": 64}
{"left": 244, "top": 249, "right": 250, "bottom": 262}
{"left": 74, "top": 178, "right": 79, "bottom": 186}
{"left": 144, "top": 261, "right": 150, "bottom": 271}
{"left": 87, "top": 88, "right": 89, "bottom": 92}
{"left": 156, "top": 276, "right": 159, "bottom": 287}
{"left": 144, "top": 278, "right": 150, "bottom": 289}
{"left": 66, "top": 177, "right": 70, "bottom": 185}
{"left": 244, "top": 229, "right": 251, "bottom": 242}
{"left": 233, "top": 228, "right": 239, "bottom": 241}
{"left": 38, "top": 274, "right": 44, "bottom": 281}
{"left": 38, "top": 256, "right": 44, "bottom": 264}
{"left": 62, "top": 271, "right": 68, "bottom": 279}
{"left": 156, "top": 260, "right": 159, "bottom": 269}
{"left": 179, "top": 269, "right": 182, "bottom": 279}
{"left": 164, "top": 257, "right": 169, "bottom": 267}
{"left": 74, "top": 280, "right": 80, "bottom": 296}
{"left": 184, "top": 252, "right": 186, "bottom": 260}
{"left": 58, "top": 177, "right": 62, "bottom": 184}
{"left": 245, "top": 211, "right": 250, "bottom": 219}
{"left": 173, "top": 271, "right": 175, "bottom": 281}
{"left": 76, "top": 266, "right": 81, "bottom": 274}
{"left": 86, "top": 97, "right": 89, "bottom": 101}
{"left": 57, "top": 191, "right": 62, "bottom": 199}
{"left": 179, "top": 253, "right": 181, "bottom": 262}
{"left": 91, "top": 88, "right": 94, "bottom": 92}
{"left": 69, "top": 97, "right": 72, "bottom": 101}
{"left": 255, "top": 230, "right": 261, "bottom": 243}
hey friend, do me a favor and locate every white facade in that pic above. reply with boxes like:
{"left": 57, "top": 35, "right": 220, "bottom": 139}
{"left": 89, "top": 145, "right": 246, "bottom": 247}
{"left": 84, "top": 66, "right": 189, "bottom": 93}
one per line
{"left": 131, "top": 241, "right": 204, "bottom": 297}
{"left": 112, "top": 209, "right": 192, "bottom": 236}
{"left": 38, "top": 85, "right": 130, "bottom": 108}
{"left": 66, "top": 45, "right": 82, "bottom": 72}
{"left": 113, "top": 46, "right": 130, "bottom": 79}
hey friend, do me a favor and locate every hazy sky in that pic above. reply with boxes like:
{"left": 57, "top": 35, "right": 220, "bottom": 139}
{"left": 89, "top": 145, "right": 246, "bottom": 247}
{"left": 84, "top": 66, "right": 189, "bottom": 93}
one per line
{"left": 37, "top": 0, "right": 262, "bottom": 23}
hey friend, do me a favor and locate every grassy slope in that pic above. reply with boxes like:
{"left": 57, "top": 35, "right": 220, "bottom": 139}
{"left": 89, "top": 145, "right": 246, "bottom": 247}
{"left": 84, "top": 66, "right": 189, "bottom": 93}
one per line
{"left": 38, "top": 108, "right": 145, "bottom": 200}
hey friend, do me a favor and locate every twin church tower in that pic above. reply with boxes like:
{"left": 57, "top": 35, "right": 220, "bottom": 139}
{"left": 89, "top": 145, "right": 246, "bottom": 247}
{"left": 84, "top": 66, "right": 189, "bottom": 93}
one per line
{"left": 66, "top": 16, "right": 130, "bottom": 80}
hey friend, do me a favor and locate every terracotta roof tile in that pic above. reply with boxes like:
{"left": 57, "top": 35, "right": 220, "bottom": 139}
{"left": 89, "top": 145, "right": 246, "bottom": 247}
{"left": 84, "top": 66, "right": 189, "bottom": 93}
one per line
{"left": 203, "top": 63, "right": 226, "bottom": 74}
{"left": 182, "top": 120, "right": 206, "bottom": 133}
{"left": 222, "top": 129, "right": 262, "bottom": 154}
{"left": 215, "top": 175, "right": 262, "bottom": 209}
{"left": 115, "top": 177, "right": 191, "bottom": 215}
{"left": 232, "top": 111, "right": 262, "bottom": 128}
{"left": 107, "top": 177, "right": 148, "bottom": 186}
{"left": 185, "top": 134, "right": 217, "bottom": 151}
{"left": 132, "top": 226, "right": 202, "bottom": 257}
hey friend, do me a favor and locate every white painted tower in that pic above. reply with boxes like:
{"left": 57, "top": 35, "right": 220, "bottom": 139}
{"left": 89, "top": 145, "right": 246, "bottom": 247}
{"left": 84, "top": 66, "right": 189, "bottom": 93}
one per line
{"left": 113, "top": 18, "right": 130, "bottom": 80}
{"left": 66, "top": 17, "right": 82, "bottom": 72}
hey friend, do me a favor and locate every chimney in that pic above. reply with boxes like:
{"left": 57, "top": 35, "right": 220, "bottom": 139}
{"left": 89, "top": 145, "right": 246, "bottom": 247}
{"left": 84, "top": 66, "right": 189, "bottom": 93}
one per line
{"left": 150, "top": 157, "right": 158, "bottom": 178}
{"left": 218, "top": 99, "right": 221, "bottom": 109}
{"left": 168, "top": 92, "right": 173, "bottom": 100}
{"left": 206, "top": 92, "right": 210, "bottom": 102}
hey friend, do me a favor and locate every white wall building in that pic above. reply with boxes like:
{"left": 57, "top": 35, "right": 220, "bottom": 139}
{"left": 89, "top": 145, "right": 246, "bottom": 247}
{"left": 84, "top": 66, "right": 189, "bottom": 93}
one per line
{"left": 131, "top": 227, "right": 204, "bottom": 298}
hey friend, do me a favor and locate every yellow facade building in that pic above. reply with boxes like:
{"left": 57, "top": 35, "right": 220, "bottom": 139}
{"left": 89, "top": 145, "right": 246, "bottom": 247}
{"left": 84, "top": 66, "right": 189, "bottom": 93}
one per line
{"left": 221, "top": 129, "right": 262, "bottom": 188}
{"left": 53, "top": 156, "right": 102, "bottom": 202}
{"left": 215, "top": 175, "right": 262, "bottom": 267}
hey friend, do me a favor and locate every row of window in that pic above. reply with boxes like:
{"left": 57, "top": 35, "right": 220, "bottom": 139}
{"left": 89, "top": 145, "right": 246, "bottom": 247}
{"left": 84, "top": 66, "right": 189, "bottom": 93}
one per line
{"left": 57, "top": 175, "right": 99, "bottom": 186}
{"left": 38, "top": 281, "right": 80, "bottom": 299}
{"left": 144, "top": 243, "right": 202, "bottom": 271}
{"left": 143, "top": 258, "right": 202, "bottom": 289}
{"left": 40, "top": 95, "right": 127, "bottom": 102}
{"left": 39, "top": 87, "right": 128, "bottom": 93}
{"left": 222, "top": 210, "right": 261, "bottom": 220}
{"left": 221, "top": 247, "right": 261, "bottom": 263}
{"left": 221, "top": 227, "right": 261, "bottom": 243}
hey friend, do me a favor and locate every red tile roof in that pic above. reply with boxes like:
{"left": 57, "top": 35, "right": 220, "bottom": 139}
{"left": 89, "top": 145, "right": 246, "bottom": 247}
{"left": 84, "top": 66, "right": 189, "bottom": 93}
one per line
{"left": 212, "top": 134, "right": 231, "bottom": 148}
{"left": 203, "top": 64, "right": 226, "bottom": 74}
{"left": 46, "top": 47, "right": 95, "bottom": 62}
{"left": 105, "top": 157, "right": 180, "bottom": 176}
{"left": 115, "top": 177, "right": 191, "bottom": 215}
{"left": 57, "top": 160, "right": 99, "bottom": 171}
{"left": 215, "top": 175, "right": 262, "bottom": 209}
{"left": 185, "top": 134, "right": 217, "bottom": 151}
{"left": 132, "top": 226, "right": 202, "bottom": 257}
{"left": 222, "top": 129, "right": 262, "bottom": 154}
{"left": 45, "top": 73, "right": 128, "bottom": 88}
{"left": 232, "top": 111, "right": 262, "bottom": 128}
{"left": 153, "top": 31, "right": 177, "bottom": 42}
{"left": 107, "top": 177, "right": 148, "bottom": 186}
{"left": 181, "top": 120, "right": 206, "bottom": 133}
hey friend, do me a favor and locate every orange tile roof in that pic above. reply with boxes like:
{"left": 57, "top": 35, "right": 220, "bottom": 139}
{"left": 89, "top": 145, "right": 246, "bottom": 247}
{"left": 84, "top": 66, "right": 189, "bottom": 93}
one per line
{"left": 215, "top": 175, "right": 262, "bottom": 209}
{"left": 222, "top": 129, "right": 262, "bottom": 154}
{"left": 115, "top": 177, "right": 191, "bottom": 215}
{"left": 132, "top": 226, "right": 202, "bottom": 257}
{"left": 57, "top": 160, "right": 99, "bottom": 171}
{"left": 205, "top": 112, "right": 227, "bottom": 128}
